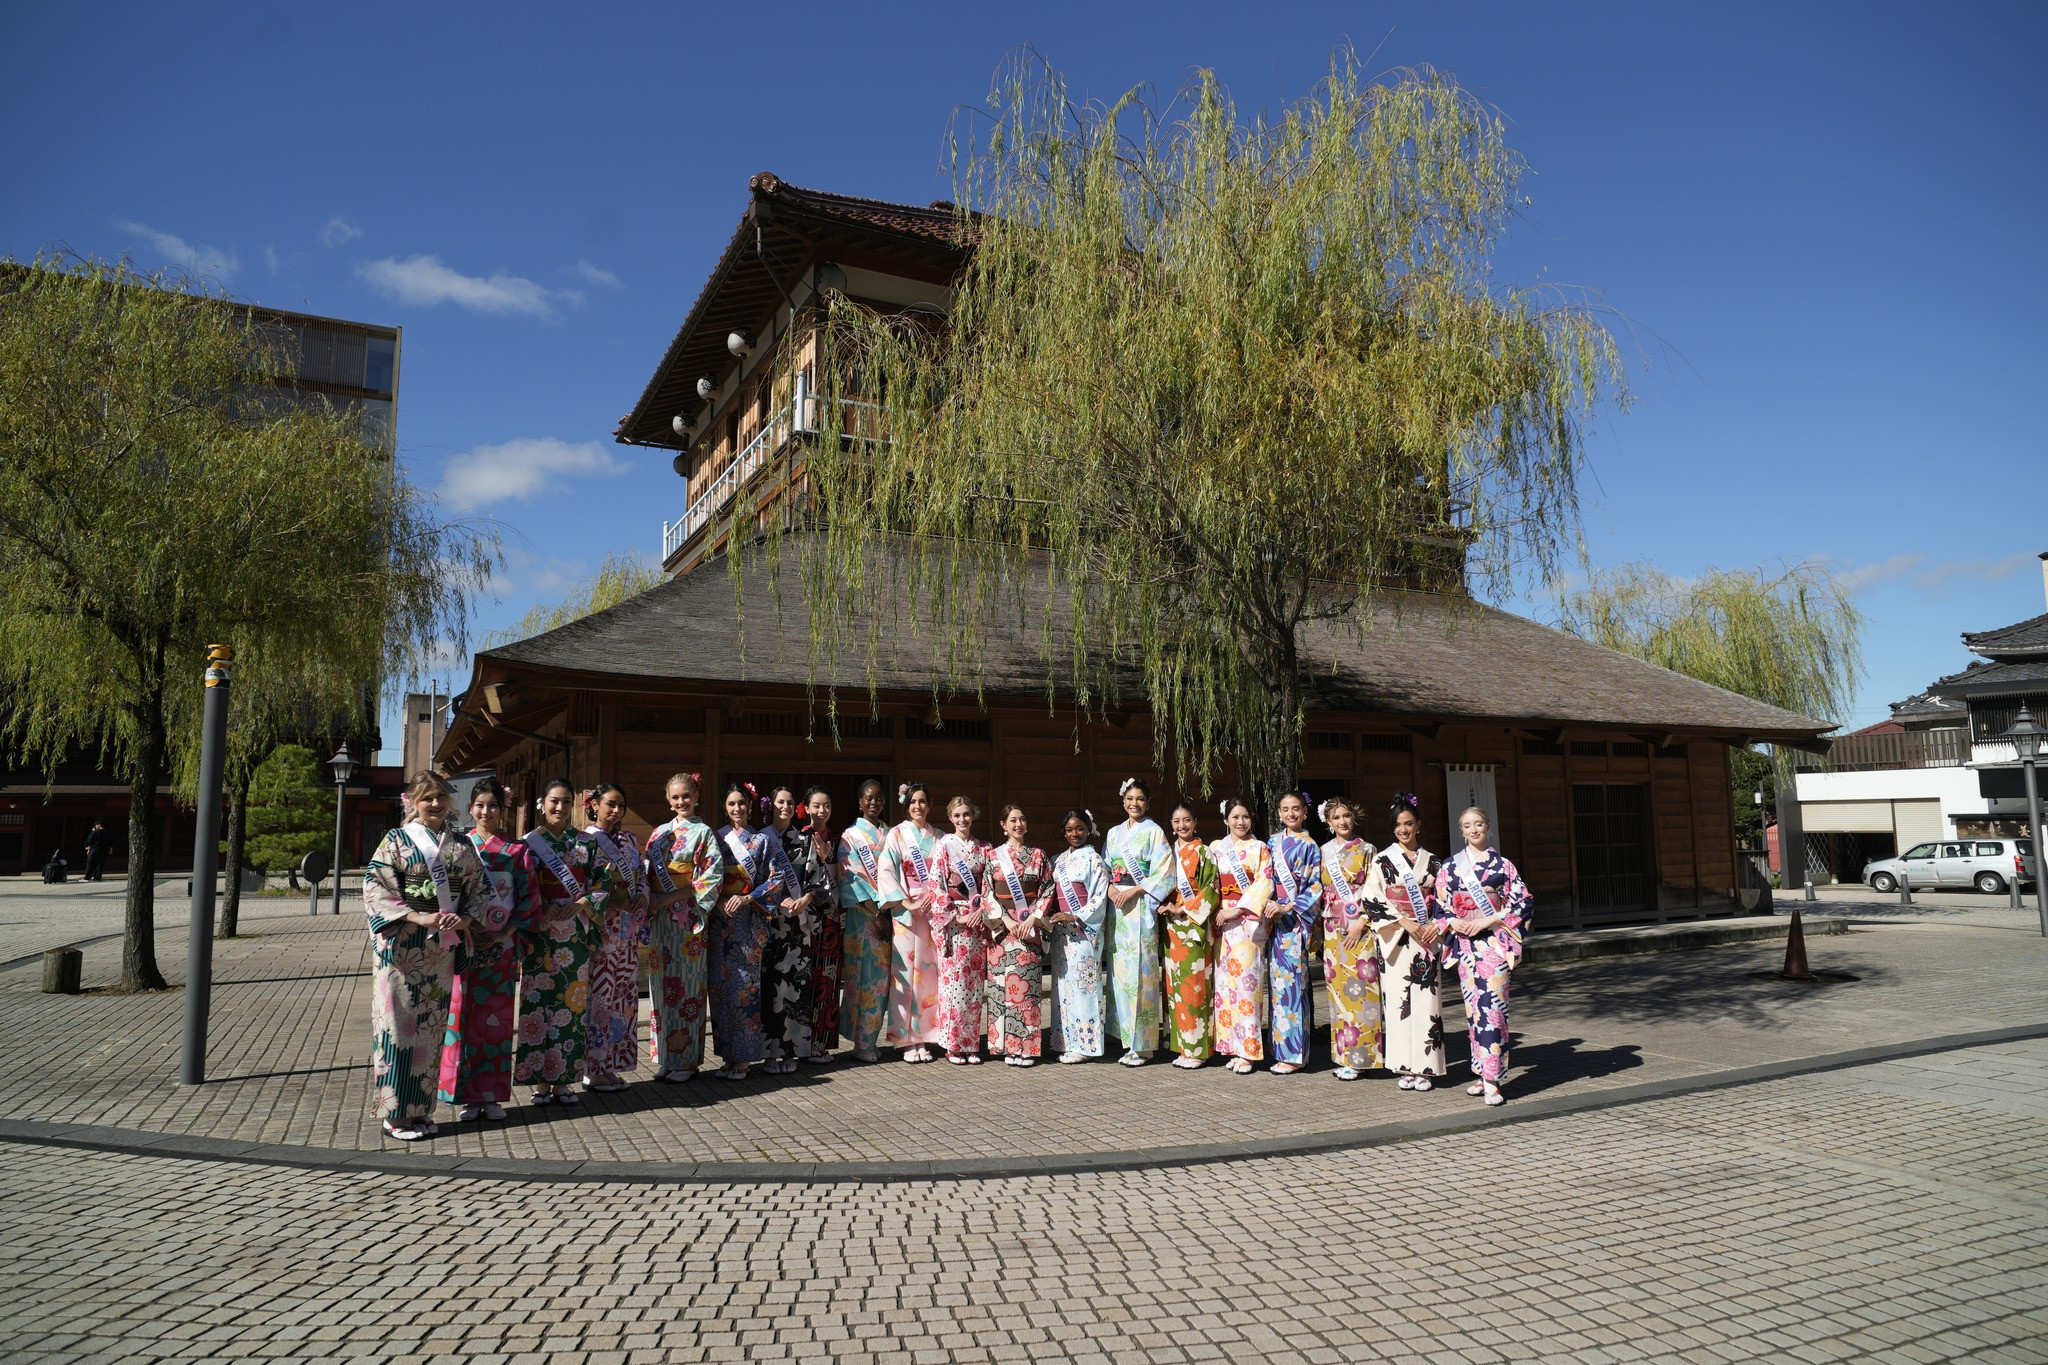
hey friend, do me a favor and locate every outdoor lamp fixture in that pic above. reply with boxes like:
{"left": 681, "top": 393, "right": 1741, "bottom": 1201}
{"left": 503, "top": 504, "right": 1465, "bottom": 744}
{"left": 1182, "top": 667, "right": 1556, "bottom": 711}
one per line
{"left": 695, "top": 375, "right": 718, "bottom": 402}
{"left": 2003, "top": 704, "right": 2048, "bottom": 936}
{"left": 727, "top": 328, "right": 755, "bottom": 357}
{"left": 671, "top": 414, "right": 689, "bottom": 437}
{"left": 327, "top": 742, "right": 354, "bottom": 917}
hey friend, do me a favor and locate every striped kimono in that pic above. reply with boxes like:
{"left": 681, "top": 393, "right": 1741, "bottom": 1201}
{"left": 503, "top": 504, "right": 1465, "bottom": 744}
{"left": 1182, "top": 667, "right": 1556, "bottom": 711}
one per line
{"left": 647, "top": 818, "right": 721, "bottom": 1074}
{"left": 583, "top": 824, "right": 651, "bottom": 1079}
{"left": 364, "top": 823, "right": 488, "bottom": 1123}
{"left": 837, "top": 816, "right": 891, "bottom": 1050}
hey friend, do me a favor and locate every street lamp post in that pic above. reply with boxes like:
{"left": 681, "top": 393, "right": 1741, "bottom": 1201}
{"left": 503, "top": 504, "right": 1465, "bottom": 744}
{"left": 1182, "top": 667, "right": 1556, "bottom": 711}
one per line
{"left": 328, "top": 742, "right": 355, "bottom": 917}
{"left": 2003, "top": 704, "right": 2048, "bottom": 937}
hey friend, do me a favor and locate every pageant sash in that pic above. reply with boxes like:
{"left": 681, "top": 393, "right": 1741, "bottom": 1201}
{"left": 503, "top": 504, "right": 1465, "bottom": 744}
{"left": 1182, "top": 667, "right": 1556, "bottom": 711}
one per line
{"left": 402, "top": 822, "right": 455, "bottom": 920}
{"left": 466, "top": 833, "right": 514, "bottom": 932}
{"left": 587, "top": 826, "right": 644, "bottom": 894}
{"left": 1389, "top": 848, "right": 1431, "bottom": 922}
{"left": 943, "top": 836, "right": 982, "bottom": 900}
{"left": 1173, "top": 845, "right": 1196, "bottom": 902}
{"left": 1457, "top": 849, "right": 1501, "bottom": 919}
{"left": 645, "top": 819, "right": 680, "bottom": 895}
{"left": 903, "top": 829, "right": 935, "bottom": 893}
{"left": 1055, "top": 871, "right": 1088, "bottom": 921}
{"left": 1215, "top": 840, "right": 1254, "bottom": 898}
{"left": 1269, "top": 833, "right": 1302, "bottom": 905}
{"left": 845, "top": 822, "right": 882, "bottom": 886}
{"left": 1326, "top": 841, "right": 1368, "bottom": 920}
{"left": 522, "top": 828, "right": 585, "bottom": 903}
{"left": 995, "top": 845, "right": 1029, "bottom": 917}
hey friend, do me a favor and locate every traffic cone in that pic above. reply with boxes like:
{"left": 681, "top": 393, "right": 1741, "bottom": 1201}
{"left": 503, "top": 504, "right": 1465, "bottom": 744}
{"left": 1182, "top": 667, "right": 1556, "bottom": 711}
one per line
{"left": 1780, "top": 906, "right": 1814, "bottom": 981}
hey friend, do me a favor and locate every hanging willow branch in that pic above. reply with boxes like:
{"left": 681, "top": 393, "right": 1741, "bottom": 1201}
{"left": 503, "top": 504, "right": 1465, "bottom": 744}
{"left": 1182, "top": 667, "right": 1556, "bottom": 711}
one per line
{"left": 763, "top": 52, "right": 1625, "bottom": 815}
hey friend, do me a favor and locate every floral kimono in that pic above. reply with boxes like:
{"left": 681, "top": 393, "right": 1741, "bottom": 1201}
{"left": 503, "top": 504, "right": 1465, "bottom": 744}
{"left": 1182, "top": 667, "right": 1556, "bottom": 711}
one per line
{"left": 932, "top": 833, "right": 993, "bottom": 1054}
{"left": 1436, "top": 846, "right": 1532, "bottom": 1084}
{"left": 985, "top": 841, "right": 1052, "bottom": 1059}
{"left": 1265, "top": 828, "right": 1323, "bottom": 1067}
{"left": 837, "top": 815, "right": 891, "bottom": 1050}
{"left": 879, "top": 819, "right": 947, "bottom": 1048}
{"left": 647, "top": 817, "right": 721, "bottom": 1073}
{"left": 583, "top": 823, "right": 651, "bottom": 1079}
{"left": 1362, "top": 845, "right": 1447, "bottom": 1078}
{"left": 1319, "top": 835, "right": 1384, "bottom": 1072}
{"left": 1047, "top": 843, "right": 1109, "bottom": 1058}
{"left": 760, "top": 822, "right": 813, "bottom": 1063}
{"left": 783, "top": 821, "right": 841, "bottom": 1054}
{"left": 713, "top": 823, "right": 785, "bottom": 1068}
{"left": 364, "top": 822, "right": 488, "bottom": 1124}
{"left": 439, "top": 830, "right": 539, "bottom": 1105}
{"left": 515, "top": 826, "right": 615, "bottom": 1087}
{"left": 1208, "top": 835, "right": 1274, "bottom": 1062}
{"left": 1162, "top": 838, "right": 1219, "bottom": 1060}
{"left": 1103, "top": 817, "right": 1172, "bottom": 1056}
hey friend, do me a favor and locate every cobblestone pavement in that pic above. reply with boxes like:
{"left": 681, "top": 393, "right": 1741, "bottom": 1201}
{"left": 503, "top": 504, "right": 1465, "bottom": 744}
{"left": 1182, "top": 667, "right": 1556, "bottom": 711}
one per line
{"left": 1, "top": 1037, "right": 2042, "bottom": 1364}
{"left": 2, "top": 894, "right": 2044, "bottom": 1166}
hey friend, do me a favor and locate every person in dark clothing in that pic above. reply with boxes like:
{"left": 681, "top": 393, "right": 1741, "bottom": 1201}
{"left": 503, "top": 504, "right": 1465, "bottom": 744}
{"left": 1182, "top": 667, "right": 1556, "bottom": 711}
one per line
{"left": 84, "top": 822, "right": 109, "bottom": 882}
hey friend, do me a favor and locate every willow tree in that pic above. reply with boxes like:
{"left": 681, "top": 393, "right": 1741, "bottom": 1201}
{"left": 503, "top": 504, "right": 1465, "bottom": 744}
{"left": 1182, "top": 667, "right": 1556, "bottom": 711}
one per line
{"left": 0, "top": 256, "right": 494, "bottom": 989}
{"left": 1555, "top": 558, "right": 1863, "bottom": 845}
{"left": 786, "top": 57, "right": 1623, "bottom": 813}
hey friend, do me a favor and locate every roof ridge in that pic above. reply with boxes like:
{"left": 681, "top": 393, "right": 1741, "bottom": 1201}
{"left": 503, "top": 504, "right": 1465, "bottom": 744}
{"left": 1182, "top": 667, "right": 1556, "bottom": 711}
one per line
{"left": 749, "top": 170, "right": 957, "bottom": 218}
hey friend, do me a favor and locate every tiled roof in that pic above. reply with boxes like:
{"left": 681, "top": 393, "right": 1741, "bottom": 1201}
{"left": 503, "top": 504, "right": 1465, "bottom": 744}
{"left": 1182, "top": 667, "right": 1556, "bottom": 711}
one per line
{"left": 475, "top": 538, "right": 1833, "bottom": 743}
{"left": 1887, "top": 690, "right": 1967, "bottom": 723}
{"left": 1962, "top": 609, "right": 2048, "bottom": 658}
{"left": 1930, "top": 657, "right": 2048, "bottom": 695}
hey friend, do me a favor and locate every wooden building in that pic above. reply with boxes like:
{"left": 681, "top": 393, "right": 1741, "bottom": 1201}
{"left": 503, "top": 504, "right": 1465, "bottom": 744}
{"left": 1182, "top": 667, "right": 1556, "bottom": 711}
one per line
{"left": 435, "top": 173, "right": 1832, "bottom": 928}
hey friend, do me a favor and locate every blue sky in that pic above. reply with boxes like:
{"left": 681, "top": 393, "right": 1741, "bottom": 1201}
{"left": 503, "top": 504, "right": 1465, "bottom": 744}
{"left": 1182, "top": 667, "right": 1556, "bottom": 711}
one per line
{"left": 7, "top": 3, "right": 2044, "bottom": 758}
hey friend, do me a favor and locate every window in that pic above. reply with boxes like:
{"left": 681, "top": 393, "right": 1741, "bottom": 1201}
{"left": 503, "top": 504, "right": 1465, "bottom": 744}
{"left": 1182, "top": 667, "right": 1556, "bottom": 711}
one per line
{"left": 1610, "top": 741, "right": 1649, "bottom": 759}
{"left": 1976, "top": 842, "right": 2004, "bottom": 856}
{"left": 1902, "top": 843, "right": 1936, "bottom": 859}
{"left": 1570, "top": 740, "right": 1608, "bottom": 758}
{"left": 364, "top": 335, "right": 396, "bottom": 394}
{"left": 1521, "top": 738, "right": 1564, "bottom": 757}
{"left": 1938, "top": 843, "right": 1968, "bottom": 858}
{"left": 415, "top": 713, "right": 429, "bottom": 724}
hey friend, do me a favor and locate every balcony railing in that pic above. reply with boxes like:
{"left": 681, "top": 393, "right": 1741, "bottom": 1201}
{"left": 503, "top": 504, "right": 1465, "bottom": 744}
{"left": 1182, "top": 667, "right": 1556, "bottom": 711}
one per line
{"left": 660, "top": 375, "right": 886, "bottom": 563}
{"left": 1801, "top": 727, "right": 1970, "bottom": 773}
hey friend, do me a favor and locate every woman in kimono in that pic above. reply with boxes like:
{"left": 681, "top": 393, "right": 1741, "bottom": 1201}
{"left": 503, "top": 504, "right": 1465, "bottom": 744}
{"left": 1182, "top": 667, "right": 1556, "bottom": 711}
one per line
{"left": 787, "top": 785, "right": 842, "bottom": 1065}
{"left": 364, "top": 771, "right": 488, "bottom": 1140}
{"left": 837, "top": 779, "right": 892, "bottom": 1062}
{"left": 985, "top": 804, "right": 1053, "bottom": 1065}
{"left": 879, "top": 782, "right": 946, "bottom": 1063}
{"left": 648, "top": 772, "right": 721, "bottom": 1083}
{"left": 1209, "top": 797, "right": 1275, "bottom": 1076}
{"left": 439, "top": 777, "right": 537, "bottom": 1121}
{"left": 713, "top": 781, "right": 783, "bottom": 1081}
{"left": 1161, "top": 801, "right": 1218, "bottom": 1069}
{"left": 1048, "top": 809, "right": 1109, "bottom": 1064}
{"left": 582, "top": 783, "right": 649, "bottom": 1092}
{"left": 1437, "top": 806, "right": 1531, "bottom": 1107}
{"left": 1361, "top": 793, "right": 1447, "bottom": 1090}
{"left": 1103, "top": 778, "right": 1171, "bottom": 1067}
{"left": 933, "top": 796, "right": 992, "bottom": 1063}
{"left": 760, "top": 785, "right": 814, "bottom": 1074}
{"left": 517, "top": 778, "right": 617, "bottom": 1105}
{"left": 1265, "top": 792, "right": 1323, "bottom": 1075}
{"left": 1318, "top": 795, "right": 1382, "bottom": 1082}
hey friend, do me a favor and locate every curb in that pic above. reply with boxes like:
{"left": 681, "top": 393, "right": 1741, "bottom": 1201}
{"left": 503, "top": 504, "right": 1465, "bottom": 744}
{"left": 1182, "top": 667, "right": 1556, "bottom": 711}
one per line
{"left": 2, "top": 1021, "right": 2043, "bottom": 1186}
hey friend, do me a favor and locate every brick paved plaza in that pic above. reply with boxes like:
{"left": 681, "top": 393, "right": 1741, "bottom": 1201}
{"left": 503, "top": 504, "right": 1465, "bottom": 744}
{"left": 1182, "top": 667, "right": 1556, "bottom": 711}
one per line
{"left": 1, "top": 884, "right": 2044, "bottom": 1360}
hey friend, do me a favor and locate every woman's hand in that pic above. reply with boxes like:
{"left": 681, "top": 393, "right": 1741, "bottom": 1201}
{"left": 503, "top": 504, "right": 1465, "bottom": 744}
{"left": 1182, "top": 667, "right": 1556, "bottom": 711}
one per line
{"left": 720, "top": 893, "right": 749, "bottom": 917}
{"left": 1343, "top": 918, "right": 1368, "bottom": 951}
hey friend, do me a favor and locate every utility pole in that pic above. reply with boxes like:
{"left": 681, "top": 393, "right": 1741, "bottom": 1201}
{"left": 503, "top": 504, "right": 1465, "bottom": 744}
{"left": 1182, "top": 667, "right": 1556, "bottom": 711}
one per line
{"left": 178, "top": 645, "right": 233, "bottom": 1085}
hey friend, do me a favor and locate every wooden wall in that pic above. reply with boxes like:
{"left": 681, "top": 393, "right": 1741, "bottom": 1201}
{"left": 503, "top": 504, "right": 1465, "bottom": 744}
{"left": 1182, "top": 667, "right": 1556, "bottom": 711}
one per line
{"left": 472, "top": 687, "right": 1744, "bottom": 927}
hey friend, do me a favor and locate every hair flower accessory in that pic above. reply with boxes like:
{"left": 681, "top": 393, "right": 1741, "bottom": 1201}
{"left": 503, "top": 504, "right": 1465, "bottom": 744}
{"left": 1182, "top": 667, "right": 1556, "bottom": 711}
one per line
{"left": 1316, "top": 798, "right": 1333, "bottom": 824}
{"left": 1118, "top": 777, "right": 1138, "bottom": 797}
{"left": 1392, "top": 791, "right": 1420, "bottom": 813}
{"left": 897, "top": 782, "right": 912, "bottom": 805}
{"left": 1218, "top": 799, "right": 1231, "bottom": 816}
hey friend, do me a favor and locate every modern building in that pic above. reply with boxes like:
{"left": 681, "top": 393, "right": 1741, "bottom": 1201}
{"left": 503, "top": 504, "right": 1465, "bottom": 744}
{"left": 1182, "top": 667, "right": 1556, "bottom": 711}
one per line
{"left": 435, "top": 172, "right": 1833, "bottom": 928}
{"left": 0, "top": 297, "right": 400, "bottom": 878}
{"left": 1794, "top": 551, "right": 2048, "bottom": 879}
{"left": 399, "top": 692, "right": 451, "bottom": 779}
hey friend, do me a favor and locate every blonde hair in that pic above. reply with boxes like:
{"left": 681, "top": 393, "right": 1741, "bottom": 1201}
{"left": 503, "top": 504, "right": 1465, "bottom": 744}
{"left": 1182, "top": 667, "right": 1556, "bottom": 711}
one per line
{"left": 947, "top": 795, "right": 980, "bottom": 820}
{"left": 406, "top": 769, "right": 452, "bottom": 805}
{"left": 1457, "top": 805, "right": 1489, "bottom": 825}
{"left": 665, "top": 771, "right": 701, "bottom": 798}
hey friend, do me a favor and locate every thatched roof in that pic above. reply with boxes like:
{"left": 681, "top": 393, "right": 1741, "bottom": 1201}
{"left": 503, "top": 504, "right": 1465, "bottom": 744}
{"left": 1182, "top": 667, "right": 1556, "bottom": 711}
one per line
{"left": 477, "top": 542, "right": 1832, "bottom": 744}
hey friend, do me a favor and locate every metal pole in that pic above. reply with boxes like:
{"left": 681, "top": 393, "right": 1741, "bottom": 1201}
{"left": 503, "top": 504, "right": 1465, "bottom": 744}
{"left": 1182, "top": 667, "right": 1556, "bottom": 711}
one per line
{"left": 330, "top": 778, "right": 348, "bottom": 916}
{"left": 178, "top": 645, "right": 233, "bottom": 1086}
{"left": 2024, "top": 756, "right": 2047, "bottom": 937}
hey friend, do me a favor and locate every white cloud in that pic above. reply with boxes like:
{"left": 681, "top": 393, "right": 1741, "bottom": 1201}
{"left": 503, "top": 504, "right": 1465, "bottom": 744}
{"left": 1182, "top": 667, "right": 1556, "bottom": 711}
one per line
{"left": 1913, "top": 551, "right": 2036, "bottom": 593}
{"left": 1835, "top": 552, "right": 1925, "bottom": 594}
{"left": 263, "top": 244, "right": 282, "bottom": 276}
{"left": 116, "top": 219, "right": 237, "bottom": 279}
{"left": 570, "top": 259, "right": 621, "bottom": 288}
{"left": 438, "top": 437, "right": 628, "bottom": 512}
{"left": 318, "top": 216, "right": 364, "bottom": 248}
{"left": 357, "top": 254, "right": 570, "bottom": 317}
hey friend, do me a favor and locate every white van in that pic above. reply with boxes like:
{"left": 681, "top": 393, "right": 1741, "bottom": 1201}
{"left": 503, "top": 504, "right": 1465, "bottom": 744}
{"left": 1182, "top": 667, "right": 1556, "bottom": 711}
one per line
{"left": 1863, "top": 838, "right": 2037, "bottom": 895}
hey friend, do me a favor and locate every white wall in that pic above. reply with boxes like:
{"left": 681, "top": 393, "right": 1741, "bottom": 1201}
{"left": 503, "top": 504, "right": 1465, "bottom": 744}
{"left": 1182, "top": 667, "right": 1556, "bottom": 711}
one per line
{"left": 1794, "top": 766, "right": 1987, "bottom": 839}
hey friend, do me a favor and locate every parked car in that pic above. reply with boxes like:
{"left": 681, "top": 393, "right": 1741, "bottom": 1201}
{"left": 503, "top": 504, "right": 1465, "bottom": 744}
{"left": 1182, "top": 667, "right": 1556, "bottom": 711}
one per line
{"left": 1863, "top": 838, "right": 2037, "bottom": 895}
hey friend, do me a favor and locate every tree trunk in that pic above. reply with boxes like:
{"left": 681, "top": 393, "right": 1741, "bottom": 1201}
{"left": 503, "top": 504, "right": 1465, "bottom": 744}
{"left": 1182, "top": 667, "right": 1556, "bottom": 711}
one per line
{"left": 119, "top": 679, "right": 169, "bottom": 992}
{"left": 219, "top": 765, "right": 251, "bottom": 939}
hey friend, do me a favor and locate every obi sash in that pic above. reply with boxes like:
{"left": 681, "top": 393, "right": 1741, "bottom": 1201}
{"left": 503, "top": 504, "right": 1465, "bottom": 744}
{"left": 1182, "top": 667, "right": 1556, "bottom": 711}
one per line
{"left": 1326, "top": 841, "right": 1368, "bottom": 922}
{"left": 1215, "top": 840, "right": 1255, "bottom": 898}
{"left": 465, "top": 833, "right": 514, "bottom": 933}
{"left": 1386, "top": 847, "right": 1431, "bottom": 921}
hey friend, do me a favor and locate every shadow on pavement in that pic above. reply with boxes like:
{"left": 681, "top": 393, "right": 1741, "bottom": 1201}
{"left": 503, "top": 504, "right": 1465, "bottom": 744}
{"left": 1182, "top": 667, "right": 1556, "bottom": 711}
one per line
{"left": 1509, "top": 1036, "right": 1645, "bottom": 1098}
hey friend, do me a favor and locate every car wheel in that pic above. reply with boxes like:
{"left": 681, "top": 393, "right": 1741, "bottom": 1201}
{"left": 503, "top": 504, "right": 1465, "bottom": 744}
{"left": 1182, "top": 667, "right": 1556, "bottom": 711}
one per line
{"left": 1870, "top": 872, "right": 1896, "bottom": 893}
{"left": 1975, "top": 871, "right": 2007, "bottom": 895}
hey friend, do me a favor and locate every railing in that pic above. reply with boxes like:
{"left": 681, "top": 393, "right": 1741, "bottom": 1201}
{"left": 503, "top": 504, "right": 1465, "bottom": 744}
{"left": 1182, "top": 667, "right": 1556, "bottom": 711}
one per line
{"left": 1802, "top": 727, "right": 1971, "bottom": 773}
{"left": 659, "top": 375, "right": 888, "bottom": 563}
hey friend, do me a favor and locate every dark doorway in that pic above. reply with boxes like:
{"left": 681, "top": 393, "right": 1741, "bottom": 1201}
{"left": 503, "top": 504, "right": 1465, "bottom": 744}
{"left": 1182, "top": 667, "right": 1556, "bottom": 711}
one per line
{"left": 1572, "top": 782, "right": 1653, "bottom": 920}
